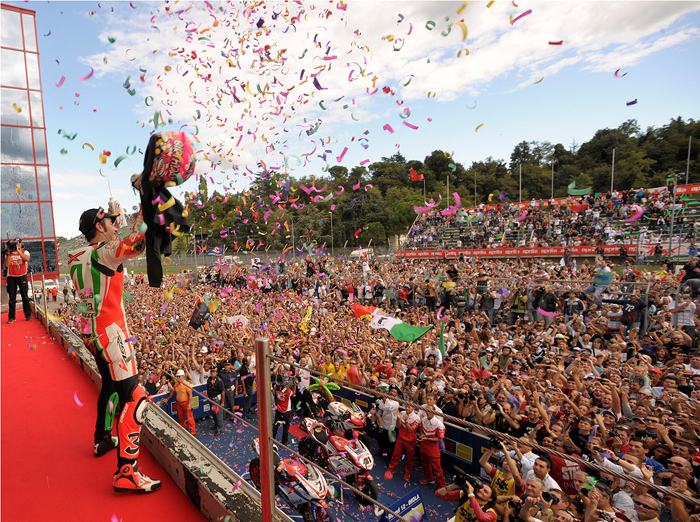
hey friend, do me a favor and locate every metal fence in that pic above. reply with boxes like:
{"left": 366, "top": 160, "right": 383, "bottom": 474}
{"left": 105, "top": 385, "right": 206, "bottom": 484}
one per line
{"left": 121, "top": 244, "right": 397, "bottom": 270}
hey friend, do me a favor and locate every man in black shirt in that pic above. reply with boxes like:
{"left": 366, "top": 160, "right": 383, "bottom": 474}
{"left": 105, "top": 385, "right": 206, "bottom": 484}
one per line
{"left": 219, "top": 361, "right": 238, "bottom": 420}
{"left": 240, "top": 357, "right": 256, "bottom": 419}
{"left": 206, "top": 366, "right": 226, "bottom": 436}
{"left": 437, "top": 388, "right": 458, "bottom": 417}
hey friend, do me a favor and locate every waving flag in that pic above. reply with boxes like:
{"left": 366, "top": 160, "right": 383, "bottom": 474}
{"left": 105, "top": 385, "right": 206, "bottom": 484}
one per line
{"left": 351, "top": 303, "right": 376, "bottom": 318}
{"left": 410, "top": 167, "right": 424, "bottom": 182}
{"left": 368, "top": 309, "right": 433, "bottom": 342}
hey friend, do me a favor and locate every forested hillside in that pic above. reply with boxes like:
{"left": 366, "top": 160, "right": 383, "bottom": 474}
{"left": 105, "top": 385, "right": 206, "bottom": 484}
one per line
{"left": 89, "top": 117, "right": 700, "bottom": 254}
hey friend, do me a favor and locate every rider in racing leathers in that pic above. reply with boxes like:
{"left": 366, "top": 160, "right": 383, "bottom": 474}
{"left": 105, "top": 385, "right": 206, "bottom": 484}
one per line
{"left": 69, "top": 204, "right": 160, "bottom": 493}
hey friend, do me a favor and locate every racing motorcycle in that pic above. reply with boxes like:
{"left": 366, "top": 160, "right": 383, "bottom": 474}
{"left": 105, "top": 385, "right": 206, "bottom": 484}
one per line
{"left": 249, "top": 437, "right": 336, "bottom": 522}
{"left": 298, "top": 417, "right": 378, "bottom": 505}
{"left": 323, "top": 401, "right": 367, "bottom": 440}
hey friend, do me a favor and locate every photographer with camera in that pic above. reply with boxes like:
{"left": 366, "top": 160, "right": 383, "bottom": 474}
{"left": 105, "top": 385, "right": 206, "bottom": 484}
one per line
{"left": 480, "top": 439, "right": 525, "bottom": 497}
{"left": 479, "top": 439, "right": 525, "bottom": 517}
{"left": 436, "top": 473, "right": 497, "bottom": 522}
{"left": 3, "top": 238, "right": 32, "bottom": 324}
{"left": 583, "top": 483, "right": 619, "bottom": 522}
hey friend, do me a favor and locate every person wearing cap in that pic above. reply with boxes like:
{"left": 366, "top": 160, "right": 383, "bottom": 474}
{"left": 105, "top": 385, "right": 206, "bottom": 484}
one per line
{"left": 219, "top": 360, "right": 238, "bottom": 420}
{"left": 239, "top": 357, "right": 256, "bottom": 419}
{"left": 206, "top": 365, "right": 226, "bottom": 436}
{"left": 68, "top": 203, "right": 161, "bottom": 493}
{"left": 3, "top": 237, "right": 32, "bottom": 323}
{"left": 668, "top": 294, "right": 697, "bottom": 348}
{"left": 160, "top": 370, "right": 195, "bottom": 436}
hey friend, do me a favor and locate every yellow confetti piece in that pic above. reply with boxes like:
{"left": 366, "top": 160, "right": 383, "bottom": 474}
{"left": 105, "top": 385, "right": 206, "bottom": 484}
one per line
{"left": 163, "top": 288, "right": 175, "bottom": 302}
{"left": 12, "top": 103, "right": 22, "bottom": 113}
{"left": 457, "top": 48, "right": 470, "bottom": 57}
{"left": 455, "top": 21, "right": 468, "bottom": 41}
{"left": 457, "top": 1, "right": 469, "bottom": 14}
{"left": 99, "top": 154, "right": 107, "bottom": 164}
{"left": 487, "top": 0, "right": 495, "bottom": 7}
{"left": 82, "top": 142, "right": 94, "bottom": 150}
{"left": 534, "top": 76, "right": 545, "bottom": 84}
{"left": 475, "top": 123, "right": 484, "bottom": 132}
{"left": 16, "top": 183, "right": 21, "bottom": 194}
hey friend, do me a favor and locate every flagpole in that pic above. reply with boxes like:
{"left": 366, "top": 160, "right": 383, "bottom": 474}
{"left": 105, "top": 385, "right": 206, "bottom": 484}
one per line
{"left": 611, "top": 148, "right": 615, "bottom": 193}
{"left": 446, "top": 171, "right": 450, "bottom": 209}
{"left": 423, "top": 177, "right": 426, "bottom": 201}
{"left": 519, "top": 164, "right": 522, "bottom": 204}
{"left": 551, "top": 161, "right": 554, "bottom": 199}
{"left": 687, "top": 136, "right": 692, "bottom": 185}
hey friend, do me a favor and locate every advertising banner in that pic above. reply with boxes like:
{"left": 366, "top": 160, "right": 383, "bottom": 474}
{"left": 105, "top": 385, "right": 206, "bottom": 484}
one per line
{"left": 378, "top": 487, "right": 424, "bottom": 522}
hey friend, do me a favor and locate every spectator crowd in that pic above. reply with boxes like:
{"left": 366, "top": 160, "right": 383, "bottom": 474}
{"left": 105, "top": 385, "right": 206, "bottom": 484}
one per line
{"left": 405, "top": 187, "right": 697, "bottom": 253}
{"left": 53, "top": 245, "right": 700, "bottom": 522}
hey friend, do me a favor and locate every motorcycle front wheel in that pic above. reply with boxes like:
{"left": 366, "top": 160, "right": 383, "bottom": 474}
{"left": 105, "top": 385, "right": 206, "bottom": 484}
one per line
{"left": 351, "top": 475, "right": 378, "bottom": 504}
{"left": 302, "top": 503, "right": 336, "bottom": 522}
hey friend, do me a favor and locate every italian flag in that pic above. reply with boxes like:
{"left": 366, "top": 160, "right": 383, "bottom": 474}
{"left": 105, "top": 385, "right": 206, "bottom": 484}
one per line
{"left": 367, "top": 309, "right": 433, "bottom": 342}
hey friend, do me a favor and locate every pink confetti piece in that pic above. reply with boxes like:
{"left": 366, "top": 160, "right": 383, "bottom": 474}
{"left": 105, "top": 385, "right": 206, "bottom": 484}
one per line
{"left": 336, "top": 146, "right": 348, "bottom": 162}
{"left": 537, "top": 307, "right": 560, "bottom": 317}
{"left": 56, "top": 75, "right": 66, "bottom": 88}
{"left": 74, "top": 391, "right": 84, "bottom": 407}
{"left": 111, "top": 514, "right": 122, "bottom": 522}
{"left": 403, "top": 121, "right": 419, "bottom": 130}
{"left": 382, "top": 123, "right": 395, "bottom": 133}
{"left": 510, "top": 9, "right": 532, "bottom": 25}
{"left": 79, "top": 66, "right": 94, "bottom": 81}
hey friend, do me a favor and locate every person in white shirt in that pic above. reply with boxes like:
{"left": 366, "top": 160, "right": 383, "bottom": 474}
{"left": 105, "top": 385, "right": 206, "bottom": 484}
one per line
{"left": 424, "top": 342, "right": 443, "bottom": 367}
{"left": 523, "top": 456, "right": 562, "bottom": 492}
{"left": 377, "top": 386, "right": 400, "bottom": 458}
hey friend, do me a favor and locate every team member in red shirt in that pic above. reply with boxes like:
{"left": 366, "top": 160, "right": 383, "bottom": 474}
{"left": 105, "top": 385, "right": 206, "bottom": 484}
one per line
{"left": 419, "top": 405, "right": 447, "bottom": 488}
{"left": 3, "top": 238, "right": 32, "bottom": 323}
{"left": 273, "top": 372, "right": 296, "bottom": 445}
{"left": 384, "top": 403, "right": 421, "bottom": 481}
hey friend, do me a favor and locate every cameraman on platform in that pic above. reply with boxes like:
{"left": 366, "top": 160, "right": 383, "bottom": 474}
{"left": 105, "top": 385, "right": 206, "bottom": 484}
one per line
{"left": 3, "top": 238, "right": 32, "bottom": 323}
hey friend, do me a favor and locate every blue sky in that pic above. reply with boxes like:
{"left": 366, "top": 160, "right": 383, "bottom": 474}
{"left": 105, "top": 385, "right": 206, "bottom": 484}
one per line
{"left": 7, "top": 0, "right": 700, "bottom": 238}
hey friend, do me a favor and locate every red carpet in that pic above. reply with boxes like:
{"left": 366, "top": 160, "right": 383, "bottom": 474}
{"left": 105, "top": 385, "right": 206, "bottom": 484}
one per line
{"left": 1, "top": 314, "right": 206, "bottom": 522}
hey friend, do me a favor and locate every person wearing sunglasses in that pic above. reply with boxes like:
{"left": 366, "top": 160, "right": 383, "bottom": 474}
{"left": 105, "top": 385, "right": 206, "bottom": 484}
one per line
{"left": 632, "top": 494, "right": 662, "bottom": 522}
{"left": 68, "top": 203, "right": 160, "bottom": 493}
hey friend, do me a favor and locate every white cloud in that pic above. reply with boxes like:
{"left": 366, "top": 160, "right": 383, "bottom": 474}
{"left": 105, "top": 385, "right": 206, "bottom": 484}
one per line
{"left": 73, "top": 0, "right": 700, "bottom": 180}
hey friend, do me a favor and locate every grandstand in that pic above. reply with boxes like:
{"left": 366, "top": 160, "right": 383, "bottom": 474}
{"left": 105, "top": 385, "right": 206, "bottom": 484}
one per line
{"left": 399, "top": 184, "right": 700, "bottom": 261}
